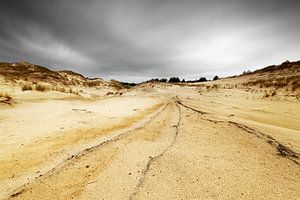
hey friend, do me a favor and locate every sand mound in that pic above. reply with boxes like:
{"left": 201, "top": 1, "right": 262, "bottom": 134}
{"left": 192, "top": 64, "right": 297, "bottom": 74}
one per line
{"left": 222, "top": 61, "right": 300, "bottom": 91}
{"left": 0, "top": 62, "right": 104, "bottom": 87}
{"left": 0, "top": 62, "right": 132, "bottom": 99}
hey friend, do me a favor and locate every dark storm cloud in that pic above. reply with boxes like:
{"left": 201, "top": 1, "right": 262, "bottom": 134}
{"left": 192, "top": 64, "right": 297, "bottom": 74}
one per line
{"left": 1, "top": 0, "right": 300, "bottom": 82}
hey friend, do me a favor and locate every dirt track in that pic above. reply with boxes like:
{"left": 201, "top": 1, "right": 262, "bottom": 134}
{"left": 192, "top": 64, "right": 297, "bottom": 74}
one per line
{"left": 1, "top": 89, "right": 300, "bottom": 199}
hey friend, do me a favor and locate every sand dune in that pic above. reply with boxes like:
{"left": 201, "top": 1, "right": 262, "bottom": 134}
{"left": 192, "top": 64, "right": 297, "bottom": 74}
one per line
{"left": 0, "top": 62, "right": 299, "bottom": 199}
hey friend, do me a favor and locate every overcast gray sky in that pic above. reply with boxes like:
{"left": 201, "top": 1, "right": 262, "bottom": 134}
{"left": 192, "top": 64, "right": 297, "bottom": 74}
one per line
{"left": 0, "top": 0, "right": 299, "bottom": 82}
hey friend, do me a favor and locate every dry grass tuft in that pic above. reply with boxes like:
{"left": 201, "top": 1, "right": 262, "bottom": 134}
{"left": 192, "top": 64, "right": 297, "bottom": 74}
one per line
{"left": 0, "top": 92, "right": 12, "bottom": 99}
{"left": 212, "top": 84, "right": 219, "bottom": 90}
{"left": 35, "top": 84, "right": 47, "bottom": 92}
{"left": 0, "top": 92, "right": 13, "bottom": 105}
{"left": 20, "top": 82, "right": 79, "bottom": 95}
{"left": 57, "top": 87, "right": 66, "bottom": 93}
{"left": 262, "top": 90, "right": 276, "bottom": 99}
{"left": 270, "top": 90, "right": 276, "bottom": 96}
{"left": 21, "top": 85, "right": 33, "bottom": 91}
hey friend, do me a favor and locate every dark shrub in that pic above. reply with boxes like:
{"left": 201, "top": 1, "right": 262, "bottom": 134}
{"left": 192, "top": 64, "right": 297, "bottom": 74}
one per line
{"left": 36, "top": 84, "right": 47, "bottom": 92}
{"left": 213, "top": 76, "right": 219, "bottom": 81}
{"left": 22, "top": 85, "right": 33, "bottom": 91}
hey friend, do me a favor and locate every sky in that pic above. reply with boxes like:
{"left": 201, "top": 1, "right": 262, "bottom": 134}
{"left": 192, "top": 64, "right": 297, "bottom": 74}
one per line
{"left": 0, "top": 0, "right": 299, "bottom": 82}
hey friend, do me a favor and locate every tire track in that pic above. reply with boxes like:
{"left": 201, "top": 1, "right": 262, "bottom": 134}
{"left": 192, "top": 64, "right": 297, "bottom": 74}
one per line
{"left": 8, "top": 102, "right": 169, "bottom": 199}
{"left": 129, "top": 101, "right": 182, "bottom": 200}
{"left": 229, "top": 121, "right": 300, "bottom": 165}
{"left": 178, "top": 98, "right": 300, "bottom": 165}
{"left": 176, "top": 98, "right": 208, "bottom": 114}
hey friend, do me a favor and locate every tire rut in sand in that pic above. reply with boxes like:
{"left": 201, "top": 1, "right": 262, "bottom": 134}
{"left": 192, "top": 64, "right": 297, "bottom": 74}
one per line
{"left": 129, "top": 101, "right": 182, "bottom": 200}
{"left": 8, "top": 100, "right": 182, "bottom": 200}
{"left": 229, "top": 121, "right": 300, "bottom": 165}
{"left": 7, "top": 102, "right": 169, "bottom": 199}
{"left": 132, "top": 103, "right": 300, "bottom": 200}
{"left": 178, "top": 98, "right": 300, "bottom": 165}
{"left": 75, "top": 100, "right": 181, "bottom": 200}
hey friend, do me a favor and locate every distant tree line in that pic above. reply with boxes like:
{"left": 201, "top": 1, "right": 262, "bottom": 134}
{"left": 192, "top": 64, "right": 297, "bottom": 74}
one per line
{"left": 185, "top": 77, "right": 207, "bottom": 83}
{"left": 146, "top": 75, "right": 219, "bottom": 83}
{"left": 120, "top": 82, "right": 137, "bottom": 87}
{"left": 121, "top": 75, "right": 220, "bottom": 87}
{"left": 146, "top": 78, "right": 168, "bottom": 83}
{"left": 242, "top": 70, "right": 252, "bottom": 75}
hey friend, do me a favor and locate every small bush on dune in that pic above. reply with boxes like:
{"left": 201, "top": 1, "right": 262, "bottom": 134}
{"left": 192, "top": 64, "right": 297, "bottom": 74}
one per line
{"left": 0, "top": 92, "right": 13, "bottom": 105}
{"left": 296, "top": 92, "right": 300, "bottom": 100}
{"left": 57, "top": 87, "right": 66, "bottom": 93}
{"left": 68, "top": 88, "right": 79, "bottom": 95}
{"left": 206, "top": 85, "right": 211, "bottom": 91}
{"left": 22, "top": 84, "right": 33, "bottom": 91}
{"left": 291, "top": 82, "right": 299, "bottom": 91}
{"left": 212, "top": 84, "right": 219, "bottom": 89}
{"left": 0, "top": 92, "right": 12, "bottom": 99}
{"left": 270, "top": 90, "right": 276, "bottom": 96}
{"left": 52, "top": 86, "right": 75, "bottom": 94}
{"left": 263, "top": 91, "right": 269, "bottom": 98}
{"left": 262, "top": 90, "right": 276, "bottom": 98}
{"left": 35, "top": 84, "right": 47, "bottom": 92}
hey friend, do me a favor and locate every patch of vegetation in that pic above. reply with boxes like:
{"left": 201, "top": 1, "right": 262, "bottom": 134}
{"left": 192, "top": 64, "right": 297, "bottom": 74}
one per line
{"left": 35, "top": 84, "right": 47, "bottom": 92}
{"left": 0, "top": 92, "right": 12, "bottom": 99}
{"left": 86, "top": 81, "right": 101, "bottom": 87}
{"left": 212, "top": 84, "right": 219, "bottom": 89}
{"left": 270, "top": 90, "right": 276, "bottom": 96}
{"left": 21, "top": 84, "right": 33, "bottom": 91}
{"left": 105, "top": 91, "right": 123, "bottom": 96}
{"left": 68, "top": 88, "right": 79, "bottom": 95}
{"left": 53, "top": 86, "right": 79, "bottom": 95}
{"left": 241, "top": 70, "right": 252, "bottom": 75}
{"left": 144, "top": 76, "right": 209, "bottom": 84}
{"left": 243, "top": 75, "right": 299, "bottom": 91}
{"left": 169, "top": 77, "right": 181, "bottom": 83}
{"left": 186, "top": 77, "right": 207, "bottom": 83}
{"left": 262, "top": 90, "right": 276, "bottom": 98}
{"left": 20, "top": 82, "right": 79, "bottom": 95}
{"left": 120, "top": 82, "right": 137, "bottom": 87}
{"left": 0, "top": 92, "right": 13, "bottom": 105}
{"left": 57, "top": 87, "right": 66, "bottom": 93}
{"left": 213, "top": 75, "right": 219, "bottom": 81}
{"left": 296, "top": 92, "right": 300, "bottom": 100}
{"left": 291, "top": 81, "right": 299, "bottom": 91}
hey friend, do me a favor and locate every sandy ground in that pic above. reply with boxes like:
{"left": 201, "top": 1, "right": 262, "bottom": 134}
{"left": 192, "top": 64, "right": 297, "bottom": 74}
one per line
{"left": 0, "top": 85, "right": 299, "bottom": 199}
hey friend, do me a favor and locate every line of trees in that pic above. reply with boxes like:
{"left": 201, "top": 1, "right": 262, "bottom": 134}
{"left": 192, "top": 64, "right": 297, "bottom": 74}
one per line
{"left": 120, "top": 76, "right": 220, "bottom": 87}
{"left": 146, "top": 76, "right": 219, "bottom": 83}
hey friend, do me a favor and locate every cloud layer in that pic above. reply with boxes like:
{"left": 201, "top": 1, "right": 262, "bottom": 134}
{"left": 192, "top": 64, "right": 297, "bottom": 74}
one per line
{"left": 1, "top": 0, "right": 300, "bottom": 81}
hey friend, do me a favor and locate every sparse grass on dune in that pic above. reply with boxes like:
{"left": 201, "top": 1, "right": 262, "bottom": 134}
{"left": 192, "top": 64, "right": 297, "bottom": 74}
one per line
{"left": 0, "top": 92, "right": 13, "bottom": 105}
{"left": 106, "top": 91, "right": 123, "bottom": 96}
{"left": 21, "top": 84, "right": 33, "bottom": 91}
{"left": 35, "top": 84, "right": 47, "bottom": 92}
{"left": 243, "top": 75, "right": 300, "bottom": 91}
{"left": 0, "top": 92, "right": 12, "bottom": 99}
{"left": 262, "top": 90, "right": 277, "bottom": 98}
{"left": 20, "top": 82, "right": 79, "bottom": 95}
